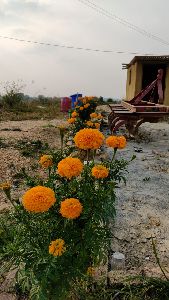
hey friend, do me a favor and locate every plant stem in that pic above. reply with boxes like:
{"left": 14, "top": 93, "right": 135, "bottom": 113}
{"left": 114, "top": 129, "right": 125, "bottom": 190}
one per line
{"left": 111, "top": 148, "right": 117, "bottom": 162}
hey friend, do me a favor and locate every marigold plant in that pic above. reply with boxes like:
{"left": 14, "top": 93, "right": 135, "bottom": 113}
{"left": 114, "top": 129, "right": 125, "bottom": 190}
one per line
{"left": 22, "top": 186, "right": 56, "bottom": 213}
{"left": 92, "top": 165, "right": 109, "bottom": 179}
{"left": 57, "top": 157, "right": 83, "bottom": 179}
{"left": 0, "top": 120, "right": 131, "bottom": 300}
{"left": 60, "top": 198, "right": 83, "bottom": 219}
{"left": 74, "top": 128, "right": 104, "bottom": 150}
{"left": 49, "top": 239, "right": 66, "bottom": 256}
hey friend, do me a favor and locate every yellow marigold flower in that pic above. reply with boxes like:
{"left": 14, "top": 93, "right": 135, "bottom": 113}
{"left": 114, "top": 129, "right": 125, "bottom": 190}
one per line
{"left": 71, "top": 111, "right": 78, "bottom": 118}
{"left": 49, "top": 239, "right": 66, "bottom": 256}
{"left": 86, "top": 120, "right": 94, "bottom": 127}
{"left": 94, "top": 122, "right": 100, "bottom": 129}
{"left": 39, "top": 155, "right": 53, "bottom": 168}
{"left": 68, "top": 117, "right": 76, "bottom": 124}
{"left": 92, "top": 165, "right": 109, "bottom": 179}
{"left": 87, "top": 267, "right": 95, "bottom": 276}
{"left": 84, "top": 103, "right": 90, "bottom": 108}
{"left": 60, "top": 198, "right": 83, "bottom": 219}
{"left": 79, "top": 106, "right": 84, "bottom": 111}
{"left": 106, "top": 136, "right": 118, "bottom": 148}
{"left": 0, "top": 182, "right": 11, "bottom": 191}
{"left": 74, "top": 128, "right": 104, "bottom": 150}
{"left": 22, "top": 186, "right": 56, "bottom": 213}
{"left": 90, "top": 112, "right": 98, "bottom": 119}
{"left": 117, "top": 136, "right": 127, "bottom": 149}
{"left": 57, "top": 157, "right": 83, "bottom": 179}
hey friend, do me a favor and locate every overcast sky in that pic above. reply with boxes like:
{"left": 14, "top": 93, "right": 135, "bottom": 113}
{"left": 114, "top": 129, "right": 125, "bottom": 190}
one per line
{"left": 0, "top": 0, "right": 168, "bottom": 98}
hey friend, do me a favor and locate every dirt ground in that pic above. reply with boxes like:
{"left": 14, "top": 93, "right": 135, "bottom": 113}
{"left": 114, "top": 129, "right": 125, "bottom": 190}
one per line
{"left": 0, "top": 116, "right": 169, "bottom": 296}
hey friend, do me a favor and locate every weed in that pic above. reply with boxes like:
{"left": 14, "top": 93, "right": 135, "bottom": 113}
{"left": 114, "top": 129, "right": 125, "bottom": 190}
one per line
{"left": 14, "top": 139, "right": 51, "bottom": 157}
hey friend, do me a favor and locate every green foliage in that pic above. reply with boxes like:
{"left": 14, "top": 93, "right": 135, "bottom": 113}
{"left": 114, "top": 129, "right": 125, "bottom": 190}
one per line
{"left": 70, "top": 277, "right": 169, "bottom": 300}
{"left": 1, "top": 80, "right": 25, "bottom": 109}
{"left": 0, "top": 144, "right": 130, "bottom": 299}
{"left": 14, "top": 139, "right": 50, "bottom": 158}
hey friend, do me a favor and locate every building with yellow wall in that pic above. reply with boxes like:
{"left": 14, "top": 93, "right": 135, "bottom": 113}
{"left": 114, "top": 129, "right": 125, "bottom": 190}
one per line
{"left": 123, "top": 56, "right": 169, "bottom": 106}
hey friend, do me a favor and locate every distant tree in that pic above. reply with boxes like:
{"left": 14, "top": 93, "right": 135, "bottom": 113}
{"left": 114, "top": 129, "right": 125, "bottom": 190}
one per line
{"left": 2, "top": 80, "right": 25, "bottom": 109}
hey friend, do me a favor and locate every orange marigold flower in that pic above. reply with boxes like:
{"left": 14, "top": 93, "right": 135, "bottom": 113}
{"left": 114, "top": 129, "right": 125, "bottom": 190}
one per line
{"left": 22, "top": 186, "right": 56, "bottom": 213}
{"left": 74, "top": 128, "right": 104, "bottom": 150}
{"left": 106, "top": 136, "right": 118, "bottom": 148}
{"left": 68, "top": 117, "right": 76, "bottom": 124}
{"left": 106, "top": 136, "right": 127, "bottom": 149}
{"left": 57, "top": 157, "right": 83, "bottom": 179}
{"left": 79, "top": 106, "right": 84, "bottom": 111}
{"left": 86, "top": 120, "right": 94, "bottom": 127}
{"left": 39, "top": 155, "right": 53, "bottom": 168}
{"left": 71, "top": 111, "right": 78, "bottom": 118}
{"left": 94, "top": 122, "right": 100, "bottom": 129}
{"left": 92, "top": 165, "right": 109, "bottom": 179}
{"left": 90, "top": 112, "right": 97, "bottom": 119}
{"left": 49, "top": 239, "right": 66, "bottom": 256}
{"left": 60, "top": 198, "right": 83, "bottom": 219}
{"left": 84, "top": 103, "right": 90, "bottom": 108}
{"left": 82, "top": 99, "right": 87, "bottom": 104}
{"left": 117, "top": 136, "right": 127, "bottom": 149}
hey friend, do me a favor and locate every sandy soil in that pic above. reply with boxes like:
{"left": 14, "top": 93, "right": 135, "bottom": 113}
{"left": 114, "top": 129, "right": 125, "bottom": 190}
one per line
{"left": 106, "top": 122, "right": 169, "bottom": 272}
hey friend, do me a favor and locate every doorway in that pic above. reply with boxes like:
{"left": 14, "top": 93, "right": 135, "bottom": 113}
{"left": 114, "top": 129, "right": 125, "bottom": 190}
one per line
{"left": 142, "top": 63, "right": 166, "bottom": 103}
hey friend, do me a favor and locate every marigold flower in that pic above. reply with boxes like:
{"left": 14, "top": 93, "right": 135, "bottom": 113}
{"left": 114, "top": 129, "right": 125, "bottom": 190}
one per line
{"left": 84, "top": 103, "right": 90, "bottom": 108}
{"left": 79, "top": 106, "right": 84, "bottom": 111}
{"left": 92, "top": 165, "right": 109, "bottom": 179}
{"left": 71, "top": 111, "right": 78, "bottom": 118}
{"left": 68, "top": 117, "right": 76, "bottom": 124}
{"left": 39, "top": 155, "right": 53, "bottom": 168}
{"left": 90, "top": 112, "right": 98, "bottom": 119}
{"left": 60, "top": 198, "right": 83, "bottom": 219}
{"left": 22, "top": 186, "right": 56, "bottom": 213}
{"left": 106, "top": 135, "right": 126, "bottom": 149}
{"left": 106, "top": 136, "right": 118, "bottom": 148}
{"left": 117, "top": 136, "right": 127, "bottom": 149}
{"left": 0, "top": 182, "right": 11, "bottom": 191}
{"left": 49, "top": 239, "right": 66, "bottom": 256}
{"left": 57, "top": 157, "right": 83, "bottom": 179}
{"left": 83, "top": 99, "right": 87, "bottom": 104}
{"left": 74, "top": 128, "right": 104, "bottom": 150}
{"left": 94, "top": 122, "right": 100, "bottom": 129}
{"left": 86, "top": 120, "right": 94, "bottom": 127}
